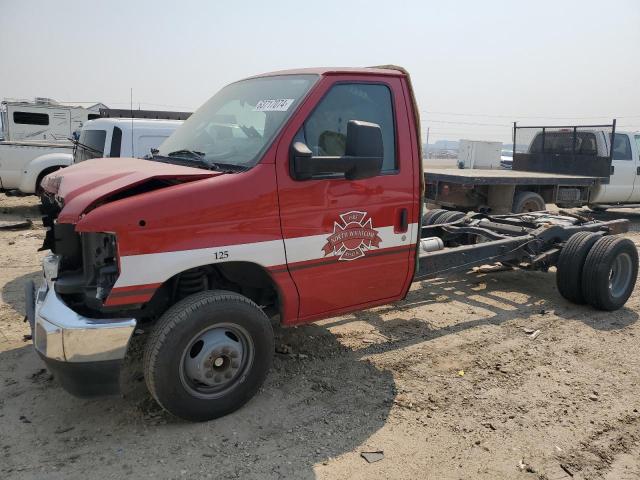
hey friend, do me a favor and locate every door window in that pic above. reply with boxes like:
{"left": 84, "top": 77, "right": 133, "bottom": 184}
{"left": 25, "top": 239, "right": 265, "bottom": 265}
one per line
{"left": 74, "top": 129, "right": 106, "bottom": 162}
{"left": 612, "top": 134, "right": 632, "bottom": 160}
{"left": 299, "top": 83, "right": 396, "bottom": 173}
{"left": 635, "top": 135, "right": 640, "bottom": 159}
{"left": 109, "top": 126, "right": 122, "bottom": 157}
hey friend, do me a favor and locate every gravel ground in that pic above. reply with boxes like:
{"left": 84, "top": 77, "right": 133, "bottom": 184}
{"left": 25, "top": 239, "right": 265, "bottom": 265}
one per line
{"left": 1, "top": 193, "right": 639, "bottom": 480}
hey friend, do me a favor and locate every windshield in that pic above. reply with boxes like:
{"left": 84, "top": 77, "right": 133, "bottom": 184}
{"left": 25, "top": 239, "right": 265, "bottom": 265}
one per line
{"left": 157, "top": 74, "right": 318, "bottom": 168}
{"left": 74, "top": 129, "right": 106, "bottom": 163}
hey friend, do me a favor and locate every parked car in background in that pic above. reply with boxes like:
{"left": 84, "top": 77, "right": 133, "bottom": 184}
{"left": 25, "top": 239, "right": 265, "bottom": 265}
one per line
{"left": 72, "top": 118, "right": 183, "bottom": 163}
{"left": 500, "top": 149, "right": 513, "bottom": 169}
{"left": 0, "top": 98, "right": 103, "bottom": 194}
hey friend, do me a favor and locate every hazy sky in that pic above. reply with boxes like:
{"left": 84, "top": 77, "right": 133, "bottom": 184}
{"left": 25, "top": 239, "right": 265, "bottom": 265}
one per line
{"left": 1, "top": 0, "right": 639, "bottom": 142}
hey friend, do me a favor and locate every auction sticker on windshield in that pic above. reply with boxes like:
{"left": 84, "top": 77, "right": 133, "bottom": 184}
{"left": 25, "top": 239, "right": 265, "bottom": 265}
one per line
{"left": 254, "top": 99, "right": 294, "bottom": 112}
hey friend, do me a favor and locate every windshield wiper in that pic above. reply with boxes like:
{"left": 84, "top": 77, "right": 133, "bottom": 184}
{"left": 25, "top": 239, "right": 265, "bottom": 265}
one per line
{"left": 167, "top": 149, "right": 206, "bottom": 160}
{"left": 146, "top": 154, "right": 215, "bottom": 170}
{"left": 68, "top": 136, "right": 103, "bottom": 156}
{"left": 146, "top": 150, "right": 248, "bottom": 173}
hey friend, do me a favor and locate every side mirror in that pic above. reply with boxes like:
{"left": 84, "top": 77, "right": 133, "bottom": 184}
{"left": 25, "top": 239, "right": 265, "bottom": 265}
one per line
{"left": 291, "top": 120, "right": 383, "bottom": 181}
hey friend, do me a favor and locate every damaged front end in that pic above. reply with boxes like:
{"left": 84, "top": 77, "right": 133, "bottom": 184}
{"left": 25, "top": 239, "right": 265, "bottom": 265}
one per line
{"left": 25, "top": 200, "right": 136, "bottom": 397}
{"left": 28, "top": 158, "right": 220, "bottom": 397}
{"left": 41, "top": 216, "right": 119, "bottom": 312}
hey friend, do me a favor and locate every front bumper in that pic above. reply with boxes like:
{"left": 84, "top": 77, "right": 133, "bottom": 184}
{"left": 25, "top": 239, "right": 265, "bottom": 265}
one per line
{"left": 26, "top": 254, "right": 136, "bottom": 396}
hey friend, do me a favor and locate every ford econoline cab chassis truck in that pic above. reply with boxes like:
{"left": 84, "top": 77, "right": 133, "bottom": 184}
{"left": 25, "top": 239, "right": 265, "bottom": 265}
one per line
{"left": 26, "top": 67, "right": 638, "bottom": 421}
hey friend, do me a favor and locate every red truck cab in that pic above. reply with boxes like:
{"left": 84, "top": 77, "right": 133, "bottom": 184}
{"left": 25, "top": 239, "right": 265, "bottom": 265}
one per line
{"left": 32, "top": 68, "right": 422, "bottom": 420}
{"left": 29, "top": 67, "right": 637, "bottom": 421}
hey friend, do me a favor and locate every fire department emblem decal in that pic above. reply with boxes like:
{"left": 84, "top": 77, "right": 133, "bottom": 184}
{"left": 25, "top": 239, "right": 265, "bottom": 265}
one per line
{"left": 322, "top": 211, "right": 382, "bottom": 261}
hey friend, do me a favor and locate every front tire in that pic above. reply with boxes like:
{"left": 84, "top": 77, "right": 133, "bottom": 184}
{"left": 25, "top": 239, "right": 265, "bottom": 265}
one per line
{"left": 143, "top": 290, "right": 274, "bottom": 421}
{"left": 512, "top": 191, "right": 545, "bottom": 213}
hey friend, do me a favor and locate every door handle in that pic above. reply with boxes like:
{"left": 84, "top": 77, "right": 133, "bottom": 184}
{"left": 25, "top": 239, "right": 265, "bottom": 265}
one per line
{"left": 396, "top": 208, "right": 408, "bottom": 233}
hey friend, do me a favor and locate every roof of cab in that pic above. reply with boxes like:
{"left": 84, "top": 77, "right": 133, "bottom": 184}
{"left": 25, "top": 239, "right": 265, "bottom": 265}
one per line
{"left": 247, "top": 66, "right": 407, "bottom": 79}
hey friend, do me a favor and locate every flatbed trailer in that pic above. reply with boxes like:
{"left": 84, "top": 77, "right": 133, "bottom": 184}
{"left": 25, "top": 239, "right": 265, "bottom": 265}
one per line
{"left": 424, "top": 167, "right": 602, "bottom": 186}
{"left": 424, "top": 167, "right": 607, "bottom": 214}
{"left": 424, "top": 122, "right": 624, "bottom": 214}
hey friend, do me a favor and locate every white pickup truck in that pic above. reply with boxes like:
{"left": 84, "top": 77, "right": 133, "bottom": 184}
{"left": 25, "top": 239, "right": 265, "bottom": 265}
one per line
{"left": 2, "top": 118, "right": 182, "bottom": 195}
{"left": 425, "top": 124, "right": 640, "bottom": 213}
{"left": 71, "top": 118, "right": 183, "bottom": 163}
{"left": 588, "top": 131, "right": 640, "bottom": 208}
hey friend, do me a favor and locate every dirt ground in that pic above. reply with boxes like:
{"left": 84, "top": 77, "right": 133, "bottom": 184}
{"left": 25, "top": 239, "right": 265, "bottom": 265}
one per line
{"left": 1, "top": 193, "right": 639, "bottom": 480}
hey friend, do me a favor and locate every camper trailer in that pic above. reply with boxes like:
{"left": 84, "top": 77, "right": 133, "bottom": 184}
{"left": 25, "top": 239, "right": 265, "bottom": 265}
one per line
{"left": 0, "top": 98, "right": 105, "bottom": 193}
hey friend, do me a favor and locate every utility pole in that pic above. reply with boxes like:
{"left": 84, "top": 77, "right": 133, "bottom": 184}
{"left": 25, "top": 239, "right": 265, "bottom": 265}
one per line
{"left": 425, "top": 127, "right": 430, "bottom": 159}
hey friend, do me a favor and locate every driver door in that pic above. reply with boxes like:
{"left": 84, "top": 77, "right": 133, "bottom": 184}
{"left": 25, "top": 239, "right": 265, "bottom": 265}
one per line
{"left": 275, "top": 75, "right": 419, "bottom": 321}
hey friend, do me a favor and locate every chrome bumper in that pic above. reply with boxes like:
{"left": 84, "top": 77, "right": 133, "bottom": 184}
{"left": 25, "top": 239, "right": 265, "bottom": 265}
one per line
{"left": 33, "top": 254, "right": 136, "bottom": 363}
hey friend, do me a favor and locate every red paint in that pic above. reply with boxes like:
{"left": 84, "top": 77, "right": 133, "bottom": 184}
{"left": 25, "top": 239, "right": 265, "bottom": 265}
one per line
{"left": 274, "top": 73, "right": 419, "bottom": 320}
{"left": 51, "top": 68, "right": 422, "bottom": 325}
{"left": 43, "top": 157, "right": 219, "bottom": 223}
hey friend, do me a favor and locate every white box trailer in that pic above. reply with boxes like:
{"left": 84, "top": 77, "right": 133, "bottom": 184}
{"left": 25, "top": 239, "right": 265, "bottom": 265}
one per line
{"left": 457, "top": 139, "right": 502, "bottom": 169}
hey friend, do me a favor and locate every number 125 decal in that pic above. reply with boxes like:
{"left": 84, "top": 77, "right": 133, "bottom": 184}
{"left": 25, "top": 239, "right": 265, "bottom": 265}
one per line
{"left": 213, "top": 250, "right": 229, "bottom": 260}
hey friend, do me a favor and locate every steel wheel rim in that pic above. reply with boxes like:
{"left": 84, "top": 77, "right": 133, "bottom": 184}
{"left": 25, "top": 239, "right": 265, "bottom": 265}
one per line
{"left": 179, "top": 323, "right": 254, "bottom": 399}
{"left": 609, "top": 252, "right": 633, "bottom": 298}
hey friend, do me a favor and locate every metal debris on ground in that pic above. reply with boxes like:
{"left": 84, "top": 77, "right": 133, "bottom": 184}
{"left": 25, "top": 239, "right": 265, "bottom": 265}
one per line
{"left": 529, "top": 330, "right": 541, "bottom": 340}
{"left": 473, "top": 263, "right": 513, "bottom": 274}
{"left": 360, "top": 451, "right": 384, "bottom": 463}
{"left": 517, "top": 458, "right": 535, "bottom": 473}
{"left": 0, "top": 219, "right": 32, "bottom": 230}
{"left": 559, "top": 463, "right": 574, "bottom": 477}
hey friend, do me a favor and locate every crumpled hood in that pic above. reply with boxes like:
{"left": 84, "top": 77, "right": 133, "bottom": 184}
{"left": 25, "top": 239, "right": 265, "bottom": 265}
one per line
{"left": 42, "top": 157, "right": 220, "bottom": 223}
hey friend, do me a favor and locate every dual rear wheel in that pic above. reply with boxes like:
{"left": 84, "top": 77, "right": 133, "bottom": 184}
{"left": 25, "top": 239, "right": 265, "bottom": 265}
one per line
{"left": 422, "top": 209, "right": 465, "bottom": 226}
{"left": 556, "top": 233, "right": 638, "bottom": 311}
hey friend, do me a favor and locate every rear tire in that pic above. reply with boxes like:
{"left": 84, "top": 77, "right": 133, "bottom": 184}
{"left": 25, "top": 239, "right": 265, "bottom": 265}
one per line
{"left": 581, "top": 236, "right": 638, "bottom": 311}
{"left": 422, "top": 208, "right": 448, "bottom": 226}
{"left": 436, "top": 210, "right": 465, "bottom": 224}
{"left": 512, "top": 191, "right": 545, "bottom": 213}
{"left": 556, "top": 232, "right": 600, "bottom": 304}
{"left": 143, "top": 290, "right": 274, "bottom": 422}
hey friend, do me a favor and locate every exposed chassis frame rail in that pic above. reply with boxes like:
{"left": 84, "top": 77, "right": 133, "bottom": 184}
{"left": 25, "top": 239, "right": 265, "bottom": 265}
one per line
{"left": 415, "top": 212, "right": 629, "bottom": 280}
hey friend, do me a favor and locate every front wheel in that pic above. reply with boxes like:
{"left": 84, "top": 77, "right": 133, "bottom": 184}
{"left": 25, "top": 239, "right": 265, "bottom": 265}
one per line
{"left": 143, "top": 290, "right": 274, "bottom": 421}
{"left": 512, "top": 191, "right": 546, "bottom": 213}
